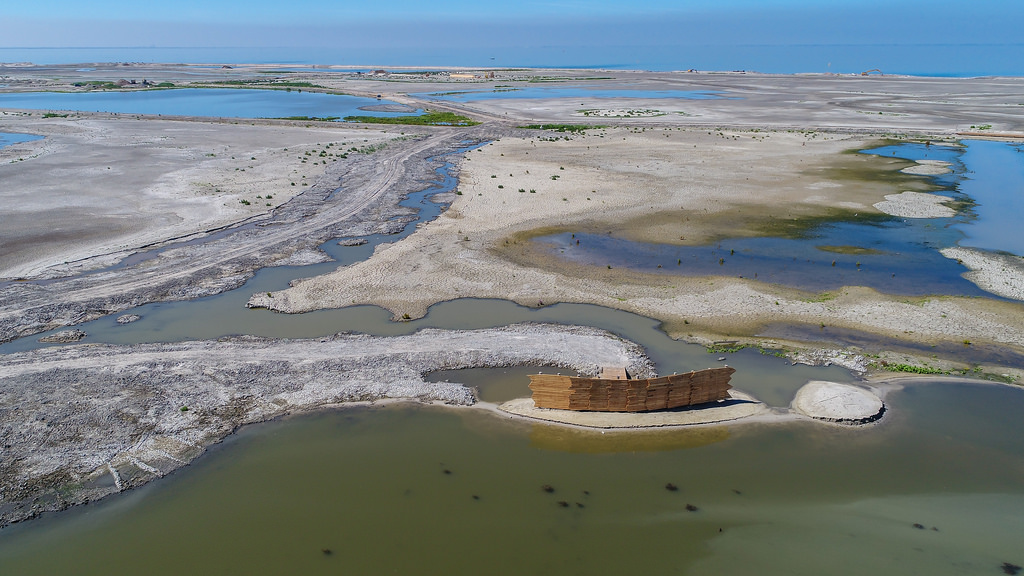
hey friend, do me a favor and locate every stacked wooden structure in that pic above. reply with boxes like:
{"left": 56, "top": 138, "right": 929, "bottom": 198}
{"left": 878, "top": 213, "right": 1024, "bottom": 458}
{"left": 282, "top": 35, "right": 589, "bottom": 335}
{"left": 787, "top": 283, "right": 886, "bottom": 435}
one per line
{"left": 528, "top": 366, "right": 735, "bottom": 412}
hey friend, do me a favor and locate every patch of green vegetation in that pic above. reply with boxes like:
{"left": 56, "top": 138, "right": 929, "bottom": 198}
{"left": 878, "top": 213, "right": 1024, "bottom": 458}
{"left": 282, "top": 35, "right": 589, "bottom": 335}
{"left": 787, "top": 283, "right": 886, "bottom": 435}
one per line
{"left": 155, "top": 82, "right": 176, "bottom": 88}
{"left": 969, "top": 124, "right": 992, "bottom": 130}
{"left": 42, "top": 112, "right": 69, "bottom": 118}
{"left": 816, "top": 245, "right": 884, "bottom": 255}
{"left": 520, "top": 124, "right": 606, "bottom": 133}
{"left": 802, "top": 292, "right": 837, "bottom": 303}
{"left": 876, "top": 362, "right": 947, "bottom": 375}
{"left": 755, "top": 210, "right": 893, "bottom": 240}
{"left": 343, "top": 112, "right": 479, "bottom": 126}
{"left": 706, "top": 342, "right": 752, "bottom": 354}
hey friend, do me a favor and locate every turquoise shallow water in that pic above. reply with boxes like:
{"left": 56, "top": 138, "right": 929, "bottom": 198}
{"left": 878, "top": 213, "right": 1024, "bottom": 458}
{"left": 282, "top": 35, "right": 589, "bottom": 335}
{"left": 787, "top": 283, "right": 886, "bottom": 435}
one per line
{"left": 0, "top": 131, "right": 43, "bottom": 148}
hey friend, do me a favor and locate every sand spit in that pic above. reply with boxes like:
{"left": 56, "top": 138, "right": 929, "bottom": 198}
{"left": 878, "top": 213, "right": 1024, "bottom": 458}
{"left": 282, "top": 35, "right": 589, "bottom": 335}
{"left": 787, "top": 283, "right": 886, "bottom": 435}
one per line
{"left": 498, "top": 390, "right": 769, "bottom": 428}
{"left": 941, "top": 247, "right": 1024, "bottom": 301}
{"left": 251, "top": 129, "right": 1024, "bottom": 356}
{"left": 873, "top": 191, "right": 956, "bottom": 218}
{"left": 0, "top": 323, "right": 651, "bottom": 527}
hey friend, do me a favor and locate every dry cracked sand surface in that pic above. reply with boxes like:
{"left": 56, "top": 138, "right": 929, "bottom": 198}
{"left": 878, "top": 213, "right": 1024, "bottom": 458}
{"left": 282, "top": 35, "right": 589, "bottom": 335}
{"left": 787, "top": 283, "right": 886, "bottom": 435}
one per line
{"left": 0, "top": 113, "right": 392, "bottom": 279}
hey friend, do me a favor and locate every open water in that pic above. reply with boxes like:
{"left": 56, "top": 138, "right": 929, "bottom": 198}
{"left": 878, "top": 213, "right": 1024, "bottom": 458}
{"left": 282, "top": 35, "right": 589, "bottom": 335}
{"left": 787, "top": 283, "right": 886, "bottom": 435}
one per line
{"left": 0, "top": 131, "right": 42, "bottom": 148}
{"left": 0, "top": 88, "right": 419, "bottom": 120}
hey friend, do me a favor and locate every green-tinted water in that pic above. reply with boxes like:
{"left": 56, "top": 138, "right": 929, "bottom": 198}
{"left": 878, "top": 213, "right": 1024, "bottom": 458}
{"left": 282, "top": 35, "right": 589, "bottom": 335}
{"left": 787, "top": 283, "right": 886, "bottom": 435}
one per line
{"left": 1, "top": 381, "right": 1021, "bottom": 575}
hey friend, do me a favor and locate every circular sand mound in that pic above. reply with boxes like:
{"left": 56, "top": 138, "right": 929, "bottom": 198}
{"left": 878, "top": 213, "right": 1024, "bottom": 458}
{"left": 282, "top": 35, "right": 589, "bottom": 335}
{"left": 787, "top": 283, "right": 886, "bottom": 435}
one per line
{"left": 792, "top": 381, "right": 884, "bottom": 424}
{"left": 498, "top": 391, "right": 767, "bottom": 429}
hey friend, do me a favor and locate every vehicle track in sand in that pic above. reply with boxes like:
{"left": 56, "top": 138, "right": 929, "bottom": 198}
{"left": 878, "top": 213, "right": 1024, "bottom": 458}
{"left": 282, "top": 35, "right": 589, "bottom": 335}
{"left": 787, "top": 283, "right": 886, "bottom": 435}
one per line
{"left": 0, "top": 123, "right": 490, "bottom": 344}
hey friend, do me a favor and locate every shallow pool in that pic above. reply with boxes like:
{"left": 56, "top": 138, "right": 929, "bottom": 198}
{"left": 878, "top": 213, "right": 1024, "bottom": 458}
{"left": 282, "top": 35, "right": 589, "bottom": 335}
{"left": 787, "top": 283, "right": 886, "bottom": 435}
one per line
{"left": 0, "top": 88, "right": 420, "bottom": 120}
{"left": 532, "top": 140, "right": 1024, "bottom": 299}
{"left": 0, "top": 131, "right": 43, "bottom": 149}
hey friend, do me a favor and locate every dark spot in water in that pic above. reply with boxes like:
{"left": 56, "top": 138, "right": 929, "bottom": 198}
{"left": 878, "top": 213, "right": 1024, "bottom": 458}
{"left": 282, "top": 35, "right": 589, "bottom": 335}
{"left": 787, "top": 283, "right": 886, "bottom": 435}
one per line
{"left": 732, "top": 489, "right": 742, "bottom": 495}
{"left": 686, "top": 504, "right": 699, "bottom": 512}
{"left": 576, "top": 502, "right": 585, "bottom": 508}
{"left": 322, "top": 549, "right": 332, "bottom": 556}
{"left": 1002, "top": 562, "right": 1022, "bottom": 575}
{"left": 931, "top": 526, "right": 939, "bottom": 532}
{"left": 472, "top": 495, "right": 480, "bottom": 500}
{"left": 665, "top": 483, "right": 678, "bottom": 492}
{"left": 542, "top": 484, "right": 554, "bottom": 493}
{"left": 557, "top": 501, "right": 569, "bottom": 508}
{"left": 443, "top": 469, "right": 452, "bottom": 475}
{"left": 718, "top": 528, "right": 723, "bottom": 532}
{"left": 912, "top": 523, "right": 925, "bottom": 530}
{"left": 582, "top": 490, "right": 590, "bottom": 496}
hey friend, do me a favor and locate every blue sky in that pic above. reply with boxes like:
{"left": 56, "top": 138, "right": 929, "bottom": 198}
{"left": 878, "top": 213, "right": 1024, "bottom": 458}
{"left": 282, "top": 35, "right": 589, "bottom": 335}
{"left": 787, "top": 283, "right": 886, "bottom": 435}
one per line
{"left": 2, "top": 0, "right": 1022, "bottom": 74}
{"left": 3, "top": 0, "right": 1021, "bottom": 46}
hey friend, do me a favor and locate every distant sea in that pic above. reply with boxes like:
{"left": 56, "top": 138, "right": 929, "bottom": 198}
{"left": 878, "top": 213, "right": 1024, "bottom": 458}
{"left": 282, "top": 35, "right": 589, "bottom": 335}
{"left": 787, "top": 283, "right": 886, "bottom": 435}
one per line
{"left": 1, "top": 44, "right": 1023, "bottom": 77}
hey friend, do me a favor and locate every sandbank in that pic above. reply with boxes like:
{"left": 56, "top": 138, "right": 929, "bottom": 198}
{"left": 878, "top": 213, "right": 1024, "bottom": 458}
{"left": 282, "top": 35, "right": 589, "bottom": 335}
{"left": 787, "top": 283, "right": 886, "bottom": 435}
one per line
{"left": 941, "top": 247, "right": 1024, "bottom": 301}
{"left": 497, "top": 390, "right": 768, "bottom": 428}
{"left": 872, "top": 191, "right": 956, "bottom": 218}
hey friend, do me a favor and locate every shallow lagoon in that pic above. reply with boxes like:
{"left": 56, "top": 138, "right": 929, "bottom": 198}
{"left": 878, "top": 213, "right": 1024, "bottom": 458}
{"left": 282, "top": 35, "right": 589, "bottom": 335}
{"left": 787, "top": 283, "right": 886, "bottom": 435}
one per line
{"left": 0, "top": 88, "right": 419, "bottom": 120}
{"left": 534, "top": 140, "right": 1023, "bottom": 300}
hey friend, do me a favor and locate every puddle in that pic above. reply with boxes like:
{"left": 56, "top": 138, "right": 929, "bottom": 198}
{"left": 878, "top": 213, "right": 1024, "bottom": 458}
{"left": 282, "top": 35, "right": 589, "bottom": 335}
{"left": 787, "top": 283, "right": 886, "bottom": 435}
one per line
{"left": 0, "top": 88, "right": 421, "bottom": 120}
{"left": 0, "top": 131, "right": 43, "bottom": 148}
